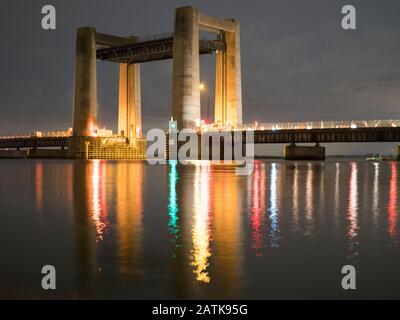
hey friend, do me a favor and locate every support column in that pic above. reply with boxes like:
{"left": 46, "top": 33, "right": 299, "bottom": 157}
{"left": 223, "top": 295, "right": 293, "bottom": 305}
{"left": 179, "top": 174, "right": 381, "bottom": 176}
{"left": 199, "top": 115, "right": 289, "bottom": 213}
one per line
{"left": 118, "top": 63, "right": 142, "bottom": 142}
{"left": 73, "top": 27, "right": 98, "bottom": 137}
{"left": 215, "top": 43, "right": 227, "bottom": 126}
{"left": 172, "top": 6, "right": 200, "bottom": 129}
{"left": 214, "top": 20, "right": 242, "bottom": 127}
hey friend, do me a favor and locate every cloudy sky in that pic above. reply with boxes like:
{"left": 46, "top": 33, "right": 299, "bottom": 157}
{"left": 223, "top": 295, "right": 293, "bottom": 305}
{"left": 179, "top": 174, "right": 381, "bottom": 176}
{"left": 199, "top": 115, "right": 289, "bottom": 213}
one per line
{"left": 1, "top": 0, "right": 400, "bottom": 154}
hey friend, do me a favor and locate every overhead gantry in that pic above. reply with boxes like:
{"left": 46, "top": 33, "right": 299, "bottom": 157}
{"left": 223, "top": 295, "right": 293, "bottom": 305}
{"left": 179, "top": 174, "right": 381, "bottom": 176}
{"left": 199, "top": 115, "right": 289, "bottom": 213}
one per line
{"left": 72, "top": 6, "right": 243, "bottom": 143}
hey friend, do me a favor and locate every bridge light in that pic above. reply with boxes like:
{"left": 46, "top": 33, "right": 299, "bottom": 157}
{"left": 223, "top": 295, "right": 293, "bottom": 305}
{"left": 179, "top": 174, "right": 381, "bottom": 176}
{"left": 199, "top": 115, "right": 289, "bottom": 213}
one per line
{"left": 350, "top": 123, "right": 357, "bottom": 129}
{"left": 306, "top": 125, "right": 312, "bottom": 130}
{"left": 199, "top": 83, "right": 205, "bottom": 91}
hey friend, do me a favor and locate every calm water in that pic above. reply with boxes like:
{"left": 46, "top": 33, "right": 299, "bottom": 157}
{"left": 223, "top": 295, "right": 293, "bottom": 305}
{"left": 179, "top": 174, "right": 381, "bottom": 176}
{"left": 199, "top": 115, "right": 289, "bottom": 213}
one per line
{"left": 0, "top": 159, "right": 400, "bottom": 299}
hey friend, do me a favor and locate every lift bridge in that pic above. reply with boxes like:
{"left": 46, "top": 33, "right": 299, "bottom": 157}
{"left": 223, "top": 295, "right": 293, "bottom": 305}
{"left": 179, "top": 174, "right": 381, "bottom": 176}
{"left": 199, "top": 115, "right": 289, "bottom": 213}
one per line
{"left": 1, "top": 6, "right": 400, "bottom": 160}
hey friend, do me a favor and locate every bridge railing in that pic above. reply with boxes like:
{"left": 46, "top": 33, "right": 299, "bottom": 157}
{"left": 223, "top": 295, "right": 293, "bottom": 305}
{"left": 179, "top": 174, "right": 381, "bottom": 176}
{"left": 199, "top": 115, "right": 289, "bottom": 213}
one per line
{"left": 199, "top": 119, "right": 400, "bottom": 132}
{"left": 0, "top": 130, "right": 72, "bottom": 140}
{"left": 136, "top": 32, "right": 174, "bottom": 43}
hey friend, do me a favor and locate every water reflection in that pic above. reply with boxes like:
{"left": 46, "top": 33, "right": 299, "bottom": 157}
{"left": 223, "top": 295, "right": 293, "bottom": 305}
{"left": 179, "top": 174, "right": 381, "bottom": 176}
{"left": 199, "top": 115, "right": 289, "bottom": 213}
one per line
{"left": 269, "top": 163, "right": 279, "bottom": 247}
{"left": 116, "top": 161, "right": 144, "bottom": 278}
{"left": 191, "top": 163, "right": 212, "bottom": 283}
{"left": 73, "top": 160, "right": 144, "bottom": 296}
{"left": 6, "top": 158, "right": 400, "bottom": 298}
{"left": 305, "top": 163, "right": 314, "bottom": 236}
{"left": 334, "top": 163, "right": 340, "bottom": 234}
{"left": 388, "top": 162, "right": 397, "bottom": 245}
{"left": 168, "top": 161, "right": 181, "bottom": 257}
{"left": 90, "top": 160, "right": 108, "bottom": 241}
{"left": 35, "top": 162, "right": 43, "bottom": 211}
{"left": 213, "top": 164, "right": 243, "bottom": 296}
{"left": 372, "top": 162, "right": 379, "bottom": 233}
{"left": 292, "top": 164, "right": 299, "bottom": 234}
{"left": 347, "top": 162, "right": 359, "bottom": 262}
{"left": 250, "top": 162, "right": 266, "bottom": 255}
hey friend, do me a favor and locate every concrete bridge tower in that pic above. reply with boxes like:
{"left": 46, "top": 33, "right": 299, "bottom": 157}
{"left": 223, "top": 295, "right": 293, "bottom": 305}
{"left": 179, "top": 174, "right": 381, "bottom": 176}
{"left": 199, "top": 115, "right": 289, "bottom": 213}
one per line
{"left": 73, "top": 27, "right": 98, "bottom": 137}
{"left": 118, "top": 63, "right": 142, "bottom": 142}
{"left": 171, "top": 6, "right": 243, "bottom": 129}
{"left": 214, "top": 19, "right": 242, "bottom": 127}
{"left": 171, "top": 7, "right": 201, "bottom": 129}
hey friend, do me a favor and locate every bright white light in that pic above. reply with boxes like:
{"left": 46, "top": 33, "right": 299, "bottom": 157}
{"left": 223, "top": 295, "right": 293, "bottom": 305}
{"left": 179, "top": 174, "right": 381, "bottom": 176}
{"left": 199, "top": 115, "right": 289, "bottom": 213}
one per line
{"left": 306, "top": 125, "right": 312, "bottom": 130}
{"left": 351, "top": 123, "right": 357, "bottom": 129}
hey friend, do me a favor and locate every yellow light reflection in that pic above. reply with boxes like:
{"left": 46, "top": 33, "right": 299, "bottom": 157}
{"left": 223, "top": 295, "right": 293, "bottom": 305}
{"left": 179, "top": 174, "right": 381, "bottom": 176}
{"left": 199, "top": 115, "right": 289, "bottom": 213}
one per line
{"left": 35, "top": 162, "right": 43, "bottom": 211}
{"left": 116, "top": 162, "right": 144, "bottom": 277}
{"left": 90, "top": 160, "right": 107, "bottom": 241}
{"left": 334, "top": 163, "right": 340, "bottom": 233}
{"left": 347, "top": 162, "right": 359, "bottom": 263}
{"left": 388, "top": 162, "right": 397, "bottom": 243}
{"left": 191, "top": 164, "right": 212, "bottom": 283}
{"left": 305, "top": 163, "right": 314, "bottom": 236}
{"left": 292, "top": 164, "right": 299, "bottom": 233}
{"left": 348, "top": 162, "right": 358, "bottom": 239}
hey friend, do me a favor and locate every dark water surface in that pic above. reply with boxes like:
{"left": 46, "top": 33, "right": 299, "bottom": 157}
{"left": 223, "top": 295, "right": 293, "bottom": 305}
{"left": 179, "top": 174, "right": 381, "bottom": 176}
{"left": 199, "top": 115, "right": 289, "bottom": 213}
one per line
{"left": 0, "top": 159, "right": 400, "bottom": 299}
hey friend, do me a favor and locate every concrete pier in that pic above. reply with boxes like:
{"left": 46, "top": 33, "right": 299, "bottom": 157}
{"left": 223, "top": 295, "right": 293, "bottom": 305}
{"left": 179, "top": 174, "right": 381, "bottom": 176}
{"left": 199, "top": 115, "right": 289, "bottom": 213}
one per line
{"left": 284, "top": 143, "right": 325, "bottom": 160}
{"left": 118, "top": 63, "right": 142, "bottom": 142}
{"left": 73, "top": 27, "right": 98, "bottom": 137}
{"left": 172, "top": 7, "right": 201, "bottom": 129}
{"left": 215, "top": 20, "right": 242, "bottom": 126}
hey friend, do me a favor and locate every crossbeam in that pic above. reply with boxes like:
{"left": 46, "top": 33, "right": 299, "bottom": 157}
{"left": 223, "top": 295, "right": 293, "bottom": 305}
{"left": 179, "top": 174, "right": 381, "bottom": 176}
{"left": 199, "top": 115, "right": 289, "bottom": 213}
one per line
{"left": 96, "top": 37, "right": 225, "bottom": 64}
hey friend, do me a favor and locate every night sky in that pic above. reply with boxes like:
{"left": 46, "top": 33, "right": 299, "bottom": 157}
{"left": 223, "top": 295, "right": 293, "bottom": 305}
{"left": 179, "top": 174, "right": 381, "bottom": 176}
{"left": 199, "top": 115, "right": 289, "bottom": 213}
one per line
{"left": 1, "top": 0, "right": 400, "bottom": 154}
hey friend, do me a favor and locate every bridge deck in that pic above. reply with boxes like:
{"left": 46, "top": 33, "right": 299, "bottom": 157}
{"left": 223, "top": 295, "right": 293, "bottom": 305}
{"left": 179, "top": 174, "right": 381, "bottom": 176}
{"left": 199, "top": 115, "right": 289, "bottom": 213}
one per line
{"left": 252, "top": 127, "right": 400, "bottom": 144}
{"left": 97, "top": 36, "right": 225, "bottom": 64}
{"left": 1, "top": 126, "right": 400, "bottom": 150}
{"left": 0, "top": 137, "right": 69, "bottom": 149}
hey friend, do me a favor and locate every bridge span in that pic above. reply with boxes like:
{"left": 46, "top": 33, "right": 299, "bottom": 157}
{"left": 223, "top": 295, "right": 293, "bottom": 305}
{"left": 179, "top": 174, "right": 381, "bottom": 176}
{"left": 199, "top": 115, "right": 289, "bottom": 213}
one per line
{"left": 1, "top": 119, "right": 400, "bottom": 149}
{"left": 1, "top": 119, "right": 400, "bottom": 160}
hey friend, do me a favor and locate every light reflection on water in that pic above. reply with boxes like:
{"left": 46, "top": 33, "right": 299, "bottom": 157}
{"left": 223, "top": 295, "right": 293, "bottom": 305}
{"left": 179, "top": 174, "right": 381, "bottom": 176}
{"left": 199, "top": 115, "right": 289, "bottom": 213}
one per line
{"left": 269, "top": 163, "right": 279, "bottom": 247}
{"left": 1, "top": 159, "right": 400, "bottom": 298}
{"left": 389, "top": 162, "right": 398, "bottom": 245}
{"left": 190, "top": 163, "right": 212, "bottom": 283}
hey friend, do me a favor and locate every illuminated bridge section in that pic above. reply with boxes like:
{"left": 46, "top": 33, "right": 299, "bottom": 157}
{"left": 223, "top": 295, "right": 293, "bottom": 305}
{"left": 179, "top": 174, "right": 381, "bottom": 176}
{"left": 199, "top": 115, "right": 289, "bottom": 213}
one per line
{"left": 241, "top": 119, "right": 400, "bottom": 144}
{"left": 202, "top": 119, "right": 400, "bottom": 144}
{"left": 2, "top": 119, "right": 400, "bottom": 150}
{"left": 0, "top": 137, "right": 69, "bottom": 149}
{"left": 96, "top": 32, "right": 226, "bottom": 64}
{"left": 236, "top": 119, "right": 400, "bottom": 131}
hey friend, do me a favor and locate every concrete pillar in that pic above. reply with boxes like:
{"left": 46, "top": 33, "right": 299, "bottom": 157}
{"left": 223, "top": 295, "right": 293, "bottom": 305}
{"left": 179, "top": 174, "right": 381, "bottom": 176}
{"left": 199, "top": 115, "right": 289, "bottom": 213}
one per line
{"left": 172, "top": 6, "right": 201, "bottom": 129}
{"left": 215, "top": 45, "right": 227, "bottom": 126}
{"left": 214, "top": 20, "right": 242, "bottom": 127}
{"left": 73, "top": 27, "right": 98, "bottom": 137}
{"left": 118, "top": 63, "right": 142, "bottom": 142}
